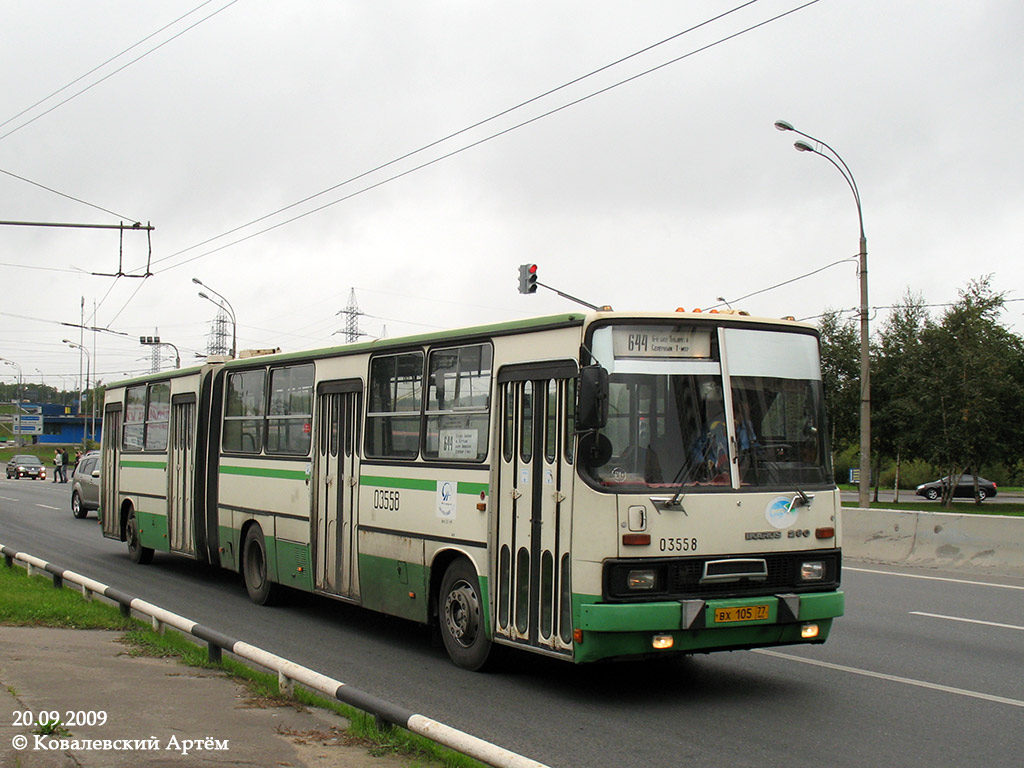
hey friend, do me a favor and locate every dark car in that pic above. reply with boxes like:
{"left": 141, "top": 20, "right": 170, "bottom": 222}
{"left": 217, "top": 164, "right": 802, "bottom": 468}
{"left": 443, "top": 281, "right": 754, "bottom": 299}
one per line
{"left": 6, "top": 454, "right": 47, "bottom": 480}
{"left": 70, "top": 451, "right": 101, "bottom": 519}
{"left": 915, "top": 475, "right": 997, "bottom": 501}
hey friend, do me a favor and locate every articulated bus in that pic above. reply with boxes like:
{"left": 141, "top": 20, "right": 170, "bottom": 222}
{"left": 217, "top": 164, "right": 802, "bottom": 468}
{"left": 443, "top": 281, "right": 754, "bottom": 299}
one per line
{"left": 99, "top": 311, "right": 843, "bottom": 669}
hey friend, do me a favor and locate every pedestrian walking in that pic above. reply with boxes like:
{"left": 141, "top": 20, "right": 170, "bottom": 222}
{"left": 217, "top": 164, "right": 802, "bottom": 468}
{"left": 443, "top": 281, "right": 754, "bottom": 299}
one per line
{"left": 53, "top": 449, "right": 63, "bottom": 483}
{"left": 61, "top": 448, "right": 70, "bottom": 482}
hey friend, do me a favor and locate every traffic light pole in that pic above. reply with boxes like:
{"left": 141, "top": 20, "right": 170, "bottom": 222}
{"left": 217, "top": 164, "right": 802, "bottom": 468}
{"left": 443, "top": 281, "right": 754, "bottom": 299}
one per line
{"left": 534, "top": 282, "right": 604, "bottom": 311}
{"left": 518, "top": 263, "right": 608, "bottom": 311}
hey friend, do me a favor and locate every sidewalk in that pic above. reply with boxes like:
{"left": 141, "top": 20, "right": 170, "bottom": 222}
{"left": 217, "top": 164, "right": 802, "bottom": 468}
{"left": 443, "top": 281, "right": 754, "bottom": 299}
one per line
{"left": 0, "top": 626, "right": 412, "bottom": 768}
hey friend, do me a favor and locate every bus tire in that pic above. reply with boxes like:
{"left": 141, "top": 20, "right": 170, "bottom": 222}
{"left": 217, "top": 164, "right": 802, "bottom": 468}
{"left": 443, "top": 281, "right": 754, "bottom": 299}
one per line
{"left": 126, "top": 508, "right": 153, "bottom": 565}
{"left": 242, "top": 525, "right": 278, "bottom": 606}
{"left": 438, "top": 558, "right": 492, "bottom": 671}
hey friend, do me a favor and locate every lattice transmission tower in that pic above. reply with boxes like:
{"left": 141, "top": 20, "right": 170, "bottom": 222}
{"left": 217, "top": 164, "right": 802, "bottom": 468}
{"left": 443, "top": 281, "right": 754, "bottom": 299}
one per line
{"left": 338, "top": 288, "right": 364, "bottom": 344}
{"left": 206, "top": 307, "right": 231, "bottom": 356}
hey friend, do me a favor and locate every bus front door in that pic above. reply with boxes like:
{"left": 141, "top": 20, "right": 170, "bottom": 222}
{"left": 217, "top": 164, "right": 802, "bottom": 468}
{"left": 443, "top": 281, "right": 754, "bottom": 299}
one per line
{"left": 313, "top": 383, "right": 362, "bottom": 598}
{"left": 495, "top": 368, "right": 576, "bottom": 656}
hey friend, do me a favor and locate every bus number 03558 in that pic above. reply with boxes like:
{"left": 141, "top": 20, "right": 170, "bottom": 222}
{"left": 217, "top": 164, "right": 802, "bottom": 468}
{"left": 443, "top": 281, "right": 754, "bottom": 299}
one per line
{"left": 372, "top": 489, "right": 401, "bottom": 511}
{"left": 660, "top": 537, "right": 698, "bottom": 552}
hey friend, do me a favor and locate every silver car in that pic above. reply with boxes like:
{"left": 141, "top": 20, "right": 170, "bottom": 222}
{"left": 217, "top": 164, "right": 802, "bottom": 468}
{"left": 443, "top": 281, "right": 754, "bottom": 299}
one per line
{"left": 70, "top": 451, "right": 101, "bottom": 519}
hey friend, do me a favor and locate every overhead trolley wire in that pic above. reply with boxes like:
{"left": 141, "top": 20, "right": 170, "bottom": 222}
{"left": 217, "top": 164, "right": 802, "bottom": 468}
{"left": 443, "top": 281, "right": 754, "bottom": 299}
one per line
{"left": 151, "top": 0, "right": 824, "bottom": 276}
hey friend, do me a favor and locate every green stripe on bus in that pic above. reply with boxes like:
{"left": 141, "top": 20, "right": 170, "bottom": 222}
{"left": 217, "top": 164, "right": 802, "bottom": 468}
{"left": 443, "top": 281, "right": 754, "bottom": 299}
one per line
{"left": 120, "top": 460, "right": 167, "bottom": 470}
{"left": 362, "top": 476, "right": 489, "bottom": 496}
{"left": 361, "top": 475, "right": 436, "bottom": 492}
{"left": 220, "top": 465, "right": 308, "bottom": 481}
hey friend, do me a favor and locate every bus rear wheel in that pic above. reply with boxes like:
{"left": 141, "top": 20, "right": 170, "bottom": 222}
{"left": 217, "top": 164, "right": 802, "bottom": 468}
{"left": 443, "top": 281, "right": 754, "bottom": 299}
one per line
{"left": 439, "top": 559, "right": 492, "bottom": 671}
{"left": 126, "top": 508, "right": 153, "bottom": 564}
{"left": 243, "top": 525, "right": 278, "bottom": 605}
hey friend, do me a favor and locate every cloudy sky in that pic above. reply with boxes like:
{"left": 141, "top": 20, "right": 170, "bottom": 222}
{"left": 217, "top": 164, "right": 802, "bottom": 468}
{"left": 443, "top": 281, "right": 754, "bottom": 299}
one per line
{"left": 1, "top": 0, "right": 1022, "bottom": 391}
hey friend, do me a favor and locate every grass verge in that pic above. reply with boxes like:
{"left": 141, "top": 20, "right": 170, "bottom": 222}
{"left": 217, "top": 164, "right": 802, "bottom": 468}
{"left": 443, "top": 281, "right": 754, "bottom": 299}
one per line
{"left": 840, "top": 499, "right": 1024, "bottom": 516}
{"left": 0, "top": 559, "right": 485, "bottom": 768}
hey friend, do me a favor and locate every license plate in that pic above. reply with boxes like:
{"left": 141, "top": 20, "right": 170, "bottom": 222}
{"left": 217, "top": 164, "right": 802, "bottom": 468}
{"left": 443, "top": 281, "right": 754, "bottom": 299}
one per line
{"left": 714, "top": 604, "right": 770, "bottom": 624}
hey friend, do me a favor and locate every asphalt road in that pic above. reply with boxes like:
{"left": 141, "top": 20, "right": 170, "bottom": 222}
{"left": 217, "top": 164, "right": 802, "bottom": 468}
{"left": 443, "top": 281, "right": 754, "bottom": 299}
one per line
{"left": 2, "top": 478, "right": 1023, "bottom": 768}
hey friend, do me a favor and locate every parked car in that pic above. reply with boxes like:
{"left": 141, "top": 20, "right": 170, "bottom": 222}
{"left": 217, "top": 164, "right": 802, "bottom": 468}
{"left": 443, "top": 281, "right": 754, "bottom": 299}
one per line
{"left": 6, "top": 455, "right": 46, "bottom": 480}
{"left": 915, "top": 475, "right": 997, "bottom": 501}
{"left": 70, "top": 451, "right": 101, "bottom": 519}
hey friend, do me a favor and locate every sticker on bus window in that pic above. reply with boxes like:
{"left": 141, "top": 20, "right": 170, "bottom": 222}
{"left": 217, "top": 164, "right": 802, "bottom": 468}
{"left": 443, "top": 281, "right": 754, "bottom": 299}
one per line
{"left": 439, "top": 429, "right": 478, "bottom": 460}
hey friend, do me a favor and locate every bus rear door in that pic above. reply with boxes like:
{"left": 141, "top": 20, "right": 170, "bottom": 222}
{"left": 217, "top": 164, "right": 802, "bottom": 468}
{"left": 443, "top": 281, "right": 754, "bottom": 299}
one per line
{"left": 100, "top": 405, "right": 122, "bottom": 541}
{"left": 167, "top": 395, "right": 196, "bottom": 555}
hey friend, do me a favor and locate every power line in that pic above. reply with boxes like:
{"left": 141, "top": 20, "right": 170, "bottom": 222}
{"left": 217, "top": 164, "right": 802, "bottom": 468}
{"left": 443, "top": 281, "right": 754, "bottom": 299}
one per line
{"left": 0, "top": 0, "right": 220, "bottom": 133}
{"left": 0, "top": 0, "right": 240, "bottom": 145}
{"left": 146, "top": 0, "right": 770, "bottom": 270}
{"left": 0, "top": 1, "right": 240, "bottom": 224}
{"left": 116, "top": 1, "right": 826, "bottom": 327}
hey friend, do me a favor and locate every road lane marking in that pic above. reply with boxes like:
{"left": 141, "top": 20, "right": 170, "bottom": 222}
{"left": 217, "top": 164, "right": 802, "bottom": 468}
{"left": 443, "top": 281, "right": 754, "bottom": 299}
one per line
{"left": 35, "top": 504, "right": 61, "bottom": 510}
{"left": 754, "top": 649, "right": 1024, "bottom": 708}
{"left": 846, "top": 566, "right": 1024, "bottom": 591}
{"left": 909, "top": 611, "right": 1024, "bottom": 632}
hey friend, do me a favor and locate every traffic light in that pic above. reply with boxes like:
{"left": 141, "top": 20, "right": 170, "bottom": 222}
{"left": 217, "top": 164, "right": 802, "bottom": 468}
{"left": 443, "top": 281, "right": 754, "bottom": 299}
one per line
{"left": 518, "top": 263, "right": 538, "bottom": 294}
{"left": 139, "top": 336, "right": 161, "bottom": 345}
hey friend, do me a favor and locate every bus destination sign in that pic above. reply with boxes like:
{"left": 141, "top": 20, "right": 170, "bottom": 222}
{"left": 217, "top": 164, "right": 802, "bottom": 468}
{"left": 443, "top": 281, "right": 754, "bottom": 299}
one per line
{"left": 612, "top": 327, "right": 712, "bottom": 359}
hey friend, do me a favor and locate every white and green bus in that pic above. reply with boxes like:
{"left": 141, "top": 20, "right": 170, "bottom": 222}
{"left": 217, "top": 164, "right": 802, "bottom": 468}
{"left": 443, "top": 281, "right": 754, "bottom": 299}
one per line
{"left": 99, "top": 310, "right": 843, "bottom": 669}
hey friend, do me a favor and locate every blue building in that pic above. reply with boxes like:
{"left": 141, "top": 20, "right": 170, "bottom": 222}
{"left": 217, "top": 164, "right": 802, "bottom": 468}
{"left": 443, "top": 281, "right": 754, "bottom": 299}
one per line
{"left": 30, "top": 403, "right": 102, "bottom": 445}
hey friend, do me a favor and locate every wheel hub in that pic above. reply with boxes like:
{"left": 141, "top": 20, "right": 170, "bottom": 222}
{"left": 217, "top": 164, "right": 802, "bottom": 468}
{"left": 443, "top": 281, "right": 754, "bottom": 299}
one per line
{"left": 444, "top": 580, "right": 479, "bottom": 647}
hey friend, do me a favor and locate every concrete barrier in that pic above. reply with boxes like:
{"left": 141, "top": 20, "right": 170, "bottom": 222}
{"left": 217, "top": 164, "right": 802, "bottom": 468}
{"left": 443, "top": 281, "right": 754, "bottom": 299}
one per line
{"left": 841, "top": 507, "right": 1024, "bottom": 575}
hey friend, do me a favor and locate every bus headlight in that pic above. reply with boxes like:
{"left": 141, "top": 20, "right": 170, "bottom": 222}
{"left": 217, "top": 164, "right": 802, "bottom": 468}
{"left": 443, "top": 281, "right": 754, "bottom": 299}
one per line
{"left": 626, "top": 569, "right": 658, "bottom": 591}
{"left": 800, "top": 561, "right": 824, "bottom": 581}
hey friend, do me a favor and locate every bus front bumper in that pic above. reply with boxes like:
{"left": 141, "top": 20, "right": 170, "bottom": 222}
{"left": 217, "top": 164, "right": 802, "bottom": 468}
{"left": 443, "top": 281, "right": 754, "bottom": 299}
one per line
{"left": 573, "top": 591, "right": 844, "bottom": 663}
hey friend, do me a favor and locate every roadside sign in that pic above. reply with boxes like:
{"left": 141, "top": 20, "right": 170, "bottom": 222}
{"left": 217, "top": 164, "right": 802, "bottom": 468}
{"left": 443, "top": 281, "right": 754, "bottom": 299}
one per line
{"left": 15, "top": 414, "right": 43, "bottom": 434}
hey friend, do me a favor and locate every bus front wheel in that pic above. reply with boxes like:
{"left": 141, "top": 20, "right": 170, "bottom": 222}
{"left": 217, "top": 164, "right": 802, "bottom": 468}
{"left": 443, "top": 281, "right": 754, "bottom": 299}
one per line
{"left": 126, "top": 509, "right": 153, "bottom": 565}
{"left": 242, "top": 525, "right": 278, "bottom": 605}
{"left": 439, "top": 559, "right": 492, "bottom": 670}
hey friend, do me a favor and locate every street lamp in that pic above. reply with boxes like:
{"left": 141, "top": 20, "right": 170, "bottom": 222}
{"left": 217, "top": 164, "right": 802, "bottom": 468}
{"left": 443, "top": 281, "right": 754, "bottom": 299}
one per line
{"left": 192, "top": 277, "right": 237, "bottom": 359}
{"left": 775, "top": 119, "right": 871, "bottom": 509}
{"left": 0, "top": 358, "right": 25, "bottom": 446}
{"left": 62, "top": 340, "right": 94, "bottom": 444}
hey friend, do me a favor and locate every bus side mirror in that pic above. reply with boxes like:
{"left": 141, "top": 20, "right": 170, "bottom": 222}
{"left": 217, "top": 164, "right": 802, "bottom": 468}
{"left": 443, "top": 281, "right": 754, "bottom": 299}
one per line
{"left": 576, "top": 365, "right": 609, "bottom": 430}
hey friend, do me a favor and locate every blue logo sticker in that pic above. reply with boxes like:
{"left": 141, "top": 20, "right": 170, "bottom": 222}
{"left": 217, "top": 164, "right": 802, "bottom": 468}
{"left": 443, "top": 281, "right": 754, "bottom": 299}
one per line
{"left": 765, "top": 496, "right": 798, "bottom": 529}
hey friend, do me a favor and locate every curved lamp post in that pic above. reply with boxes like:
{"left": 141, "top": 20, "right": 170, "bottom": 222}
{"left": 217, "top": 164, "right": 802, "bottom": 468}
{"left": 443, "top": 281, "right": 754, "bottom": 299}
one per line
{"left": 62, "top": 340, "right": 94, "bottom": 444}
{"left": 775, "top": 119, "right": 870, "bottom": 509}
{"left": 193, "top": 277, "right": 237, "bottom": 359}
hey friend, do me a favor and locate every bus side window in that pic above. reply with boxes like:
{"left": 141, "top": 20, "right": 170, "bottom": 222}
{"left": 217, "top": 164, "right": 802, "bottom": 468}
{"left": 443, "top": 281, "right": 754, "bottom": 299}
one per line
{"left": 365, "top": 352, "right": 424, "bottom": 459}
{"left": 564, "top": 378, "right": 575, "bottom": 464}
{"left": 224, "top": 369, "right": 267, "bottom": 454}
{"left": 424, "top": 343, "right": 492, "bottom": 462}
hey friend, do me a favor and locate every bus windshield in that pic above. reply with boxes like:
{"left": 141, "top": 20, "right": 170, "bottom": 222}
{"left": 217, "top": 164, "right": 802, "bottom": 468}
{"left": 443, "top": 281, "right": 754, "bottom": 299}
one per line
{"left": 580, "top": 324, "right": 831, "bottom": 491}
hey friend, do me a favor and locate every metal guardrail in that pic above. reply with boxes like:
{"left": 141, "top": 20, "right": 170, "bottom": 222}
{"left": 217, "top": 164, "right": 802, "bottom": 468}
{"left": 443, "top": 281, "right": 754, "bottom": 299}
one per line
{"left": 0, "top": 543, "right": 550, "bottom": 768}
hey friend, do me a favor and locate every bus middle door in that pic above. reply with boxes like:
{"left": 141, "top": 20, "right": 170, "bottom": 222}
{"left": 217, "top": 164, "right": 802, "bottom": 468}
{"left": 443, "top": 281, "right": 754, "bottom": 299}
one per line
{"left": 313, "top": 380, "right": 362, "bottom": 598}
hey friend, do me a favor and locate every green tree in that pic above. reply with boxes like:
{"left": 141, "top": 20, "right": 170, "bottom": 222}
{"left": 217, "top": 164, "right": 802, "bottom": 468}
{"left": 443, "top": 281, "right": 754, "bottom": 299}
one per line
{"left": 915, "top": 277, "right": 1024, "bottom": 505}
{"left": 872, "top": 291, "right": 928, "bottom": 499}
{"left": 817, "top": 309, "right": 860, "bottom": 476}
